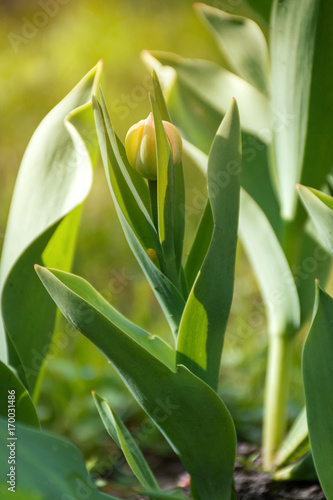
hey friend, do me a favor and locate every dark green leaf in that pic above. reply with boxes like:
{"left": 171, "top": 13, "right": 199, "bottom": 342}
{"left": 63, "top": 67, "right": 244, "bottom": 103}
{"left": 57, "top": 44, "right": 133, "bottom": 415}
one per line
{"left": 177, "top": 100, "right": 241, "bottom": 390}
{"left": 93, "top": 392, "right": 160, "bottom": 493}
{"left": 0, "top": 417, "right": 115, "bottom": 500}
{"left": 0, "top": 361, "right": 39, "bottom": 428}
{"left": 36, "top": 266, "right": 236, "bottom": 500}
{"left": 303, "top": 285, "right": 333, "bottom": 497}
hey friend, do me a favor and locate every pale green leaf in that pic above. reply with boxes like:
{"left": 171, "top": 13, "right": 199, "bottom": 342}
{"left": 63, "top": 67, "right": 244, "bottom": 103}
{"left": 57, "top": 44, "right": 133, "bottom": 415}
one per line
{"left": 0, "top": 62, "right": 103, "bottom": 395}
{"left": 239, "top": 189, "right": 300, "bottom": 337}
{"left": 142, "top": 51, "right": 270, "bottom": 142}
{"left": 195, "top": 4, "right": 269, "bottom": 93}
{"left": 298, "top": 185, "right": 333, "bottom": 255}
{"left": 270, "top": 0, "right": 333, "bottom": 219}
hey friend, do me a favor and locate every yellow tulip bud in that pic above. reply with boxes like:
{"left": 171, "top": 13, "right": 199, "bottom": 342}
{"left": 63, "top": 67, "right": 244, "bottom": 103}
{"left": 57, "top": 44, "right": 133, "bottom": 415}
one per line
{"left": 125, "top": 113, "right": 182, "bottom": 180}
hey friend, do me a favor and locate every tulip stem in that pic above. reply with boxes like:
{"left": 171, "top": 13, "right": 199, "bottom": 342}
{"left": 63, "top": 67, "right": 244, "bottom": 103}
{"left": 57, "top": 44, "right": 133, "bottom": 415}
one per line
{"left": 263, "top": 335, "right": 293, "bottom": 470}
{"left": 148, "top": 180, "right": 158, "bottom": 230}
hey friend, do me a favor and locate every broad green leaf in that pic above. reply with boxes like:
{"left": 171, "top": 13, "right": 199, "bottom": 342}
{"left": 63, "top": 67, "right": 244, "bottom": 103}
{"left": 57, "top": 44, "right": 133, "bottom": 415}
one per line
{"left": 239, "top": 189, "right": 300, "bottom": 337}
{"left": 36, "top": 266, "right": 236, "bottom": 500}
{"left": 94, "top": 94, "right": 185, "bottom": 337}
{"left": 303, "top": 286, "right": 333, "bottom": 498}
{"left": 195, "top": 4, "right": 269, "bottom": 93}
{"left": 142, "top": 51, "right": 270, "bottom": 142}
{"left": 274, "top": 408, "right": 309, "bottom": 470}
{"left": 0, "top": 417, "right": 115, "bottom": 500}
{"left": 93, "top": 392, "right": 160, "bottom": 493}
{"left": 177, "top": 100, "right": 241, "bottom": 390}
{"left": 0, "top": 63, "right": 102, "bottom": 395}
{"left": 270, "top": 0, "right": 333, "bottom": 219}
{"left": 298, "top": 185, "right": 333, "bottom": 255}
{"left": 0, "top": 361, "right": 39, "bottom": 428}
{"left": 38, "top": 268, "right": 174, "bottom": 370}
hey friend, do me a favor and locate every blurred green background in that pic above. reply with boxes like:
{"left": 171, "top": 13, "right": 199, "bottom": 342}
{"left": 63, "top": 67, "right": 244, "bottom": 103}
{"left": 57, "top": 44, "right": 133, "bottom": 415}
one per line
{"left": 0, "top": 0, "right": 305, "bottom": 487}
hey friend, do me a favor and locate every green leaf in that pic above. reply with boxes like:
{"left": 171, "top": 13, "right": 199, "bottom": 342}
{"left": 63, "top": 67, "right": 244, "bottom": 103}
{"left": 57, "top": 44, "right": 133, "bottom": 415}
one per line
{"left": 185, "top": 201, "right": 213, "bottom": 291}
{"left": 177, "top": 99, "right": 241, "bottom": 390}
{"left": 36, "top": 266, "right": 236, "bottom": 500}
{"left": 152, "top": 70, "right": 172, "bottom": 122}
{"left": 270, "top": 0, "right": 333, "bottom": 219}
{"left": 195, "top": 4, "right": 269, "bottom": 93}
{"left": 0, "top": 417, "right": 115, "bottom": 500}
{"left": 94, "top": 93, "right": 185, "bottom": 337}
{"left": 38, "top": 268, "right": 175, "bottom": 370}
{"left": 298, "top": 185, "right": 333, "bottom": 255}
{"left": 238, "top": 189, "right": 300, "bottom": 337}
{"left": 151, "top": 71, "right": 186, "bottom": 276}
{"left": 303, "top": 285, "right": 333, "bottom": 498}
{"left": 150, "top": 95, "right": 179, "bottom": 287}
{"left": 93, "top": 392, "right": 160, "bottom": 493}
{"left": 0, "top": 62, "right": 103, "bottom": 395}
{"left": 0, "top": 361, "right": 39, "bottom": 428}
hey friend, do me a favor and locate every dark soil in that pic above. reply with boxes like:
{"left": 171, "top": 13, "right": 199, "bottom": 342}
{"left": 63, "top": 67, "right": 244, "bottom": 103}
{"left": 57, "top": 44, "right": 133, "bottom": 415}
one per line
{"left": 234, "top": 443, "right": 326, "bottom": 500}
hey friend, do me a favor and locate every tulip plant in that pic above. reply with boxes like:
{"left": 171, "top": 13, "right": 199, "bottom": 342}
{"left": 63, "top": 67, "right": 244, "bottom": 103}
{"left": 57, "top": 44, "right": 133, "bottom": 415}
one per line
{"left": 0, "top": 1, "right": 333, "bottom": 499}
{"left": 141, "top": 0, "right": 333, "bottom": 490}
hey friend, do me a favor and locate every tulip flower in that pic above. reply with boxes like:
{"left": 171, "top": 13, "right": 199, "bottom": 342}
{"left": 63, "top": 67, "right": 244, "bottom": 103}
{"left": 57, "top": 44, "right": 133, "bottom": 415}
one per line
{"left": 125, "top": 113, "right": 182, "bottom": 180}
